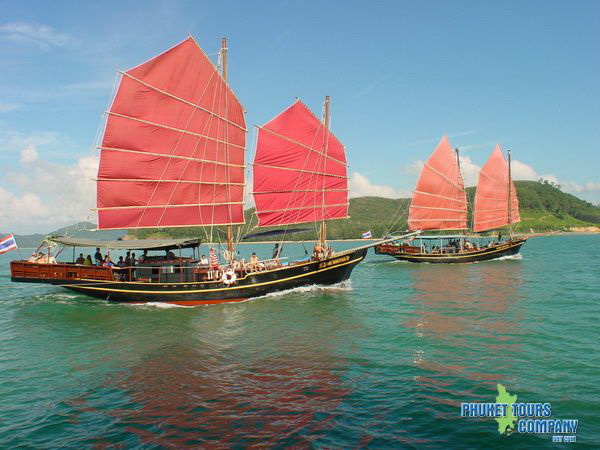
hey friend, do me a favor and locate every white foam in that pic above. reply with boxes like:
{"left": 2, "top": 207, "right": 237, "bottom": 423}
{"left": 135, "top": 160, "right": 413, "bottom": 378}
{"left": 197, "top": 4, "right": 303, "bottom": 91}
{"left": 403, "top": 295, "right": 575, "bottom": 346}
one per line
{"left": 495, "top": 253, "right": 523, "bottom": 261}
{"left": 253, "top": 280, "right": 353, "bottom": 300}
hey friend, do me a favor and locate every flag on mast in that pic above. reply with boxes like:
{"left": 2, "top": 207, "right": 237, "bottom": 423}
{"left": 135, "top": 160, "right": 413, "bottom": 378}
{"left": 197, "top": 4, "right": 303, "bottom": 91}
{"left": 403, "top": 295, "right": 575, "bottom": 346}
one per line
{"left": 361, "top": 231, "right": 372, "bottom": 239}
{"left": 0, "top": 234, "right": 18, "bottom": 254}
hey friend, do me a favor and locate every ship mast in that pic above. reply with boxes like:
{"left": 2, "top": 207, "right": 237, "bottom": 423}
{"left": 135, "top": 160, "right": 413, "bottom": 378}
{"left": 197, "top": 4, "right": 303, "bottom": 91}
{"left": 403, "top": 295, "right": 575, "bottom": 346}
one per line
{"left": 319, "top": 95, "right": 331, "bottom": 247}
{"left": 221, "top": 37, "right": 235, "bottom": 258}
{"left": 507, "top": 148, "right": 513, "bottom": 236}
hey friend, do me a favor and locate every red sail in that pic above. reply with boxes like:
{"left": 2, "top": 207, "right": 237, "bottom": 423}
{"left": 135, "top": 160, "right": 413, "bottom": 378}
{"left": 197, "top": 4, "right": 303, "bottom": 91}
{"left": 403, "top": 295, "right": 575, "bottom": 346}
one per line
{"left": 96, "top": 37, "right": 246, "bottom": 229}
{"left": 473, "top": 145, "right": 520, "bottom": 232}
{"left": 252, "top": 100, "right": 348, "bottom": 227}
{"left": 408, "top": 136, "right": 468, "bottom": 230}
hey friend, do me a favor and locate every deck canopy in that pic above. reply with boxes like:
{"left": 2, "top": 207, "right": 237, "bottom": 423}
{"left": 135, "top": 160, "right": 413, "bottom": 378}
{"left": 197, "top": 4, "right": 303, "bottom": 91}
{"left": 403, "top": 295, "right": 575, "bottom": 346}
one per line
{"left": 47, "top": 236, "right": 201, "bottom": 251}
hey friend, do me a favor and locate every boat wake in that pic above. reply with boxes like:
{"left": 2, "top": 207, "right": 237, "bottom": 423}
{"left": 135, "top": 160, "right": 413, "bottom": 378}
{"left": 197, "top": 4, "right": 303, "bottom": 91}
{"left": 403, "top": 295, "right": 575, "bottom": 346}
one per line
{"left": 494, "top": 253, "right": 523, "bottom": 261}
{"left": 253, "top": 280, "right": 353, "bottom": 301}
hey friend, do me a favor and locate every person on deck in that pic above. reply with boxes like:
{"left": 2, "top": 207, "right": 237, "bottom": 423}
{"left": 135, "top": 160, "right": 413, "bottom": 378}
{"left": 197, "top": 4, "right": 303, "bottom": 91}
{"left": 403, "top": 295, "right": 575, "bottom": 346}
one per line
{"left": 198, "top": 255, "right": 209, "bottom": 267}
{"left": 28, "top": 253, "right": 42, "bottom": 263}
{"left": 103, "top": 256, "right": 114, "bottom": 267}
{"left": 124, "top": 251, "right": 131, "bottom": 266}
{"left": 75, "top": 253, "right": 85, "bottom": 265}
{"left": 313, "top": 242, "right": 324, "bottom": 260}
{"left": 83, "top": 255, "right": 93, "bottom": 266}
{"left": 249, "top": 252, "right": 260, "bottom": 270}
{"left": 139, "top": 250, "right": 148, "bottom": 263}
{"left": 94, "top": 248, "right": 103, "bottom": 266}
{"left": 116, "top": 256, "right": 128, "bottom": 281}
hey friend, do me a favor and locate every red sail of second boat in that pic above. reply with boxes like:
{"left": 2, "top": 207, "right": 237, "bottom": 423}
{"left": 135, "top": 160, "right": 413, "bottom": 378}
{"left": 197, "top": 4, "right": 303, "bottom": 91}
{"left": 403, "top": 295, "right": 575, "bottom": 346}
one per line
{"left": 96, "top": 37, "right": 246, "bottom": 230}
{"left": 473, "top": 145, "right": 520, "bottom": 232}
{"left": 252, "top": 99, "right": 349, "bottom": 227}
{"left": 408, "top": 136, "right": 468, "bottom": 231}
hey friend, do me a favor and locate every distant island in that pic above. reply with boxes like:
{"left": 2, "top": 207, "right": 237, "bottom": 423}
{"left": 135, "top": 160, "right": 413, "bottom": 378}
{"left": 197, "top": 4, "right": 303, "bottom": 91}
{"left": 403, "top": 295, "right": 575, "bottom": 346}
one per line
{"left": 6, "top": 180, "right": 600, "bottom": 247}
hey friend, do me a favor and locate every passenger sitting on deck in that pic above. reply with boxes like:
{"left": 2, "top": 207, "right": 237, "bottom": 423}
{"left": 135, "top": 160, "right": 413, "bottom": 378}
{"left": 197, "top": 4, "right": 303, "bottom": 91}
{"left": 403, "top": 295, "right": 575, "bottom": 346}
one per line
{"left": 75, "top": 253, "right": 85, "bottom": 265}
{"left": 464, "top": 240, "right": 473, "bottom": 250}
{"left": 138, "top": 250, "right": 148, "bottom": 263}
{"left": 83, "top": 255, "right": 93, "bottom": 266}
{"left": 166, "top": 250, "right": 176, "bottom": 260}
{"left": 249, "top": 252, "right": 260, "bottom": 270}
{"left": 28, "top": 252, "right": 42, "bottom": 263}
{"left": 197, "top": 255, "right": 209, "bottom": 267}
{"left": 103, "top": 256, "right": 114, "bottom": 267}
{"left": 94, "top": 248, "right": 103, "bottom": 266}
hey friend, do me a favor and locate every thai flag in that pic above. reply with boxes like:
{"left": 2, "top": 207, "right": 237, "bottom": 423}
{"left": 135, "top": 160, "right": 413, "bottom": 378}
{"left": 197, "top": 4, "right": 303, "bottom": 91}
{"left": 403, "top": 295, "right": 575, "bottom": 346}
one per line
{"left": 0, "top": 234, "right": 18, "bottom": 254}
{"left": 361, "top": 230, "right": 372, "bottom": 239}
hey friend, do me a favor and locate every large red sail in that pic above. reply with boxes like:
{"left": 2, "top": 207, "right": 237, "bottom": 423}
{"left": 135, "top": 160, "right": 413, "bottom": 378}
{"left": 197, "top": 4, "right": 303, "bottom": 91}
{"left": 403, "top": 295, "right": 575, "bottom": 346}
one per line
{"left": 252, "top": 100, "right": 348, "bottom": 227}
{"left": 408, "top": 136, "right": 468, "bottom": 230}
{"left": 473, "top": 145, "right": 520, "bottom": 232}
{"left": 96, "top": 37, "right": 246, "bottom": 229}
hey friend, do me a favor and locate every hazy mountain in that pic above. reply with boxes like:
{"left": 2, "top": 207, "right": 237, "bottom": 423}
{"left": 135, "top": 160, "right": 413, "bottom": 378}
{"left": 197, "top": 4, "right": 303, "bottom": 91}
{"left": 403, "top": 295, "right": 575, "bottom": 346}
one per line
{"left": 5, "top": 222, "right": 126, "bottom": 248}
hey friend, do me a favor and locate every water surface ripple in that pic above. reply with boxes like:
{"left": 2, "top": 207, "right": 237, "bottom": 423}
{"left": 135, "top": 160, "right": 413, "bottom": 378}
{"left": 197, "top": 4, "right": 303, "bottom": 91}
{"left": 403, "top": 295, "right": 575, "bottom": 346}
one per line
{"left": 0, "top": 236, "right": 598, "bottom": 448}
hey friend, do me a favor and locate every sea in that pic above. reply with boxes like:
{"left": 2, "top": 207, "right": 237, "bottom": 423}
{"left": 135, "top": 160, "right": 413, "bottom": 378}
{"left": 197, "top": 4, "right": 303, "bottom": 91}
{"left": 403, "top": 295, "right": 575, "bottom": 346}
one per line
{"left": 0, "top": 234, "right": 598, "bottom": 448}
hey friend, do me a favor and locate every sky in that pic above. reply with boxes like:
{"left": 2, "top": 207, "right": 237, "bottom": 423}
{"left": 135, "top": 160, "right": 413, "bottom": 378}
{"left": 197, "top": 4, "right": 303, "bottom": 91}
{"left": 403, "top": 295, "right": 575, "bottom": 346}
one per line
{"left": 1, "top": 0, "right": 599, "bottom": 233}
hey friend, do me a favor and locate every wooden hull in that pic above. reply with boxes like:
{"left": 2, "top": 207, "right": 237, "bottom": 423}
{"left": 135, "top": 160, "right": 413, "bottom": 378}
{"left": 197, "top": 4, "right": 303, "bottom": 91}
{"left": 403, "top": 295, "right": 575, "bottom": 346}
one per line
{"left": 11, "top": 248, "right": 368, "bottom": 305}
{"left": 375, "top": 238, "right": 526, "bottom": 264}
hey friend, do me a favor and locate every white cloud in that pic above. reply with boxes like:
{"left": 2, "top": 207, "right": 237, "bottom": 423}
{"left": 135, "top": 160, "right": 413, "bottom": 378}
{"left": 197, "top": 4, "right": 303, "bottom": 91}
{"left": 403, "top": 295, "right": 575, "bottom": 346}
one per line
{"left": 1, "top": 146, "right": 98, "bottom": 234}
{"left": 510, "top": 159, "right": 540, "bottom": 180}
{"left": 0, "top": 22, "right": 75, "bottom": 51}
{"left": 458, "top": 155, "right": 481, "bottom": 187}
{"left": 349, "top": 172, "right": 403, "bottom": 198}
{"left": 20, "top": 144, "right": 38, "bottom": 163}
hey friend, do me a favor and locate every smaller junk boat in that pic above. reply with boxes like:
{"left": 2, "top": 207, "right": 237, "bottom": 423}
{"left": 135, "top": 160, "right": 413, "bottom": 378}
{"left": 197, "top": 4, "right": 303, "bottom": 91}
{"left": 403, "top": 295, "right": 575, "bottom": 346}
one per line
{"left": 375, "top": 136, "right": 526, "bottom": 263}
{"left": 10, "top": 36, "right": 409, "bottom": 305}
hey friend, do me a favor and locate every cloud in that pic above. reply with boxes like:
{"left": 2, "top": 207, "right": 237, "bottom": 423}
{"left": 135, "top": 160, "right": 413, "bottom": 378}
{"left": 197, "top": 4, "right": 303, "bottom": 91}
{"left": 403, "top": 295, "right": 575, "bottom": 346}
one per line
{"left": 349, "top": 172, "right": 404, "bottom": 198}
{"left": 0, "top": 22, "right": 76, "bottom": 50}
{"left": 458, "top": 155, "right": 481, "bottom": 187}
{"left": 0, "top": 142, "right": 98, "bottom": 234}
{"left": 0, "top": 102, "right": 20, "bottom": 113}
{"left": 510, "top": 159, "right": 540, "bottom": 180}
{"left": 0, "top": 129, "right": 78, "bottom": 161}
{"left": 20, "top": 144, "right": 38, "bottom": 163}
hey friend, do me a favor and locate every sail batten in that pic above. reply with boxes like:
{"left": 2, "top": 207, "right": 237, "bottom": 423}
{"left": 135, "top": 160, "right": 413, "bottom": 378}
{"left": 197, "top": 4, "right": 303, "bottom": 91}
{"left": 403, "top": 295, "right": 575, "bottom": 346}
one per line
{"left": 408, "top": 136, "right": 468, "bottom": 231}
{"left": 473, "top": 145, "right": 520, "bottom": 232}
{"left": 96, "top": 37, "right": 246, "bottom": 230}
{"left": 252, "top": 100, "right": 349, "bottom": 227}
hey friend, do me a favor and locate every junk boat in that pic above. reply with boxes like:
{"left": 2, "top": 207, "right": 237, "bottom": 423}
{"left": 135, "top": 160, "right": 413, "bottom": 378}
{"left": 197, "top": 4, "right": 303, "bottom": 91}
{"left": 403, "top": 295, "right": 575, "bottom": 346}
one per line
{"left": 10, "top": 37, "right": 409, "bottom": 304}
{"left": 375, "top": 136, "right": 526, "bottom": 263}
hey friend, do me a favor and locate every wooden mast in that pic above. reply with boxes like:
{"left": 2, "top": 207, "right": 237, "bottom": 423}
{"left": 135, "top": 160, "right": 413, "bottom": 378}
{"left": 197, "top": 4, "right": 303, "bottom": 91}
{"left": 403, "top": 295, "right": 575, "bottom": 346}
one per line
{"left": 221, "top": 37, "right": 234, "bottom": 258}
{"left": 319, "top": 96, "right": 331, "bottom": 247}
{"left": 507, "top": 148, "right": 513, "bottom": 236}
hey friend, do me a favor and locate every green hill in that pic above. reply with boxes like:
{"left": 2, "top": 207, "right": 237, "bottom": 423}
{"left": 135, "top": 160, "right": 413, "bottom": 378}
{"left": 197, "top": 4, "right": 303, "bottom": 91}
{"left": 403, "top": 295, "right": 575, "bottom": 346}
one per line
{"left": 126, "top": 180, "right": 600, "bottom": 241}
{"left": 8, "top": 222, "right": 126, "bottom": 248}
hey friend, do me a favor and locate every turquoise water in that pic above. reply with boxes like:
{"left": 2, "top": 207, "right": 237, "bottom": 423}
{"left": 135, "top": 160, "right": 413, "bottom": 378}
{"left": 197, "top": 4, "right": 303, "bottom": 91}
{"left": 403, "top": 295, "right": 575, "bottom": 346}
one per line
{"left": 0, "top": 235, "right": 598, "bottom": 448}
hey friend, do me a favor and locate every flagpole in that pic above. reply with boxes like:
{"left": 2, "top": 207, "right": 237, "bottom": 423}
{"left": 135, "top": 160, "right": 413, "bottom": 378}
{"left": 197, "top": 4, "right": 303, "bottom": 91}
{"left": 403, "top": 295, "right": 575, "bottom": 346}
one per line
{"left": 13, "top": 233, "right": 23, "bottom": 260}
